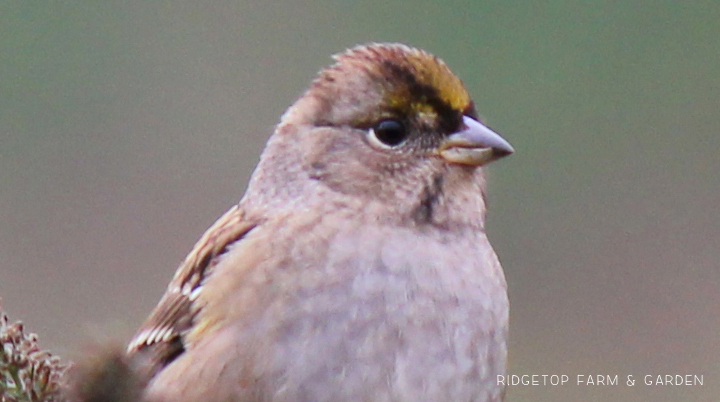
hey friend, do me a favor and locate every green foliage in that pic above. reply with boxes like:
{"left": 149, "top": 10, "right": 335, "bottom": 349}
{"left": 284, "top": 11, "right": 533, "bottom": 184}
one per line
{"left": 0, "top": 302, "right": 68, "bottom": 402}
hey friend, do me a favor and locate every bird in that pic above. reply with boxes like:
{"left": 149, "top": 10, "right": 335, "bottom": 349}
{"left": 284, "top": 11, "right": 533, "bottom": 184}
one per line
{"left": 126, "top": 43, "right": 514, "bottom": 402}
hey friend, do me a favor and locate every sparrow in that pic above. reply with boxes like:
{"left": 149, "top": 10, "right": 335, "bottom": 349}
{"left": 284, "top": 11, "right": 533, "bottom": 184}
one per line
{"left": 127, "top": 43, "right": 514, "bottom": 402}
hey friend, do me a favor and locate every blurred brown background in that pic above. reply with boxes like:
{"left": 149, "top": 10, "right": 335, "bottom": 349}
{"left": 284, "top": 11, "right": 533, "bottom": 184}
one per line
{"left": 1, "top": 1, "right": 719, "bottom": 401}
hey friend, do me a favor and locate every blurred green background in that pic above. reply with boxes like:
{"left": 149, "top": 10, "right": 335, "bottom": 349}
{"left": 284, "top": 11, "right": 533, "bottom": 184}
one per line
{"left": 1, "top": 1, "right": 719, "bottom": 401}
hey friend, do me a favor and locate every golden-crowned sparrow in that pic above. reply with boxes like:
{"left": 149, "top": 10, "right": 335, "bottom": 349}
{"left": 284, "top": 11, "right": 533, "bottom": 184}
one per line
{"left": 127, "top": 43, "right": 513, "bottom": 402}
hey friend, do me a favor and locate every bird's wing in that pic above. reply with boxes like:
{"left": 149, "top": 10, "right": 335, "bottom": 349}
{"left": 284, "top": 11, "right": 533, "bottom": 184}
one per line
{"left": 126, "top": 204, "right": 258, "bottom": 378}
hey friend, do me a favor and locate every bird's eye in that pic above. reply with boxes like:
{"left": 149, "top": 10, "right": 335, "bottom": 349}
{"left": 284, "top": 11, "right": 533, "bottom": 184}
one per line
{"left": 369, "top": 119, "right": 407, "bottom": 148}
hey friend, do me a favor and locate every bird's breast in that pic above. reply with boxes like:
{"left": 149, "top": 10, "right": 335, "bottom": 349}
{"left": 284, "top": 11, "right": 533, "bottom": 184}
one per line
{"left": 185, "top": 213, "right": 508, "bottom": 401}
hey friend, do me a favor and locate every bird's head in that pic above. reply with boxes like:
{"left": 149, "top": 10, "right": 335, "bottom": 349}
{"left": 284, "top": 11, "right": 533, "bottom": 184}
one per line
{"left": 249, "top": 43, "right": 514, "bottom": 228}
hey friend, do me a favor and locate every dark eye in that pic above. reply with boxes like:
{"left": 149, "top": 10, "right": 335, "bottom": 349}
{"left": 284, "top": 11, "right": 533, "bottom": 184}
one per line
{"left": 370, "top": 119, "right": 407, "bottom": 147}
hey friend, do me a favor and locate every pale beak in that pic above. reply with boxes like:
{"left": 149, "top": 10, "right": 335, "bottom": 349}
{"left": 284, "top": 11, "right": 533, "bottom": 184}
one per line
{"left": 439, "top": 116, "right": 514, "bottom": 166}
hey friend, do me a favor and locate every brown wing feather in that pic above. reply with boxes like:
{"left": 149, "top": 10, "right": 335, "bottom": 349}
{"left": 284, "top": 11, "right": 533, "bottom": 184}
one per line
{"left": 127, "top": 204, "right": 257, "bottom": 377}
